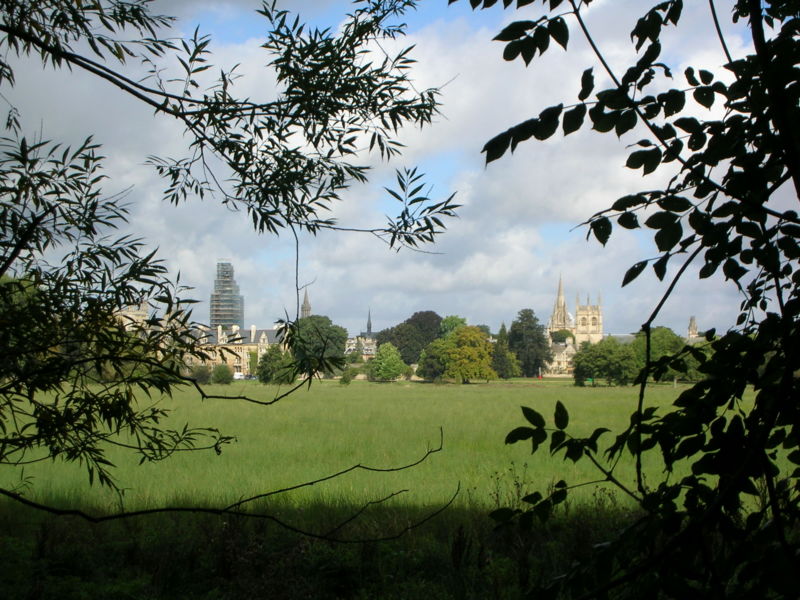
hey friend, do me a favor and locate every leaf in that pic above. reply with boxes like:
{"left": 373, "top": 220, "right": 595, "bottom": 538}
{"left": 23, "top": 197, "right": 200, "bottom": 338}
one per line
{"left": 591, "top": 216, "right": 612, "bottom": 246}
{"left": 626, "top": 147, "right": 662, "bottom": 175}
{"left": 657, "top": 195, "right": 693, "bottom": 212}
{"left": 521, "top": 406, "right": 545, "bottom": 428}
{"left": 550, "top": 429, "right": 566, "bottom": 452}
{"left": 693, "top": 86, "right": 715, "bottom": 108}
{"left": 505, "top": 426, "right": 535, "bottom": 444}
{"left": 534, "top": 104, "right": 563, "bottom": 140}
{"left": 674, "top": 116, "right": 701, "bottom": 134}
{"left": 503, "top": 40, "right": 523, "bottom": 61}
{"left": 615, "top": 109, "right": 637, "bottom": 137}
{"left": 645, "top": 211, "right": 678, "bottom": 229}
{"left": 617, "top": 212, "right": 640, "bottom": 229}
{"left": 482, "top": 131, "right": 511, "bottom": 163}
{"left": 652, "top": 253, "right": 669, "bottom": 280}
{"left": 655, "top": 222, "right": 683, "bottom": 251}
{"left": 622, "top": 261, "right": 647, "bottom": 286}
{"left": 578, "top": 67, "right": 594, "bottom": 101}
{"left": 494, "top": 20, "right": 537, "bottom": 41}
{"left": 554, "top": 400, "right": 569, "bottom": 430}
{"left": 685, "top": 66, "right": 699, "bottom": 86}
{"left": 548, "top": 17, "right": 569, "bottom": 49}
{"left": 562, "top": 104, "right": 586, "bottom": 135}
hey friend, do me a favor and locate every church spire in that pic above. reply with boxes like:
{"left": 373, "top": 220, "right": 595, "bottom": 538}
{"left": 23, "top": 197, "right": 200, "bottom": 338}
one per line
{"left": 366, "top": 309, "right": 372, "bottom": 335}
{"left": 301, "top": 289, "right": 311, "bottom": 319}
{"left": 549, "top": 275, "right": 571, "bottom": 331}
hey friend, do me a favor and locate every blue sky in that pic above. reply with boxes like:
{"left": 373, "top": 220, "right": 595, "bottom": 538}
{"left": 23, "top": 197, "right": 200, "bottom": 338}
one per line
{"left": 9, "top": 0, "right": 754, "bottom": 337}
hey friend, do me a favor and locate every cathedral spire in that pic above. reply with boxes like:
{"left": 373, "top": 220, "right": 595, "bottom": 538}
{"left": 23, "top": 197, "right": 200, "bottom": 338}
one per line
{"left": 301, "top": 289, "right": 311, "bottom": 319}
{"left": 367, "top": 309, "right": 372, "bottom": 335}
{"left": 549, "top": 275, "right": 571, "bottom": 331}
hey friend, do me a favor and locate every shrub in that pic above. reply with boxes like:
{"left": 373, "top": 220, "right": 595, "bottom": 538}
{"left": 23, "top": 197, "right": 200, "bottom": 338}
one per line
{"left": 211, "top": 364, "right": 233, "bottom": 385}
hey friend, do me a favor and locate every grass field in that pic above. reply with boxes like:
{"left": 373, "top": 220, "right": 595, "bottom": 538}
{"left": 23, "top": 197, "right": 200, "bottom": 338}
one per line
{"left": 0, "top": 379, "right": 744, "bottom": 599}
{"left": 2, "top": 378, "right": 689, "bottom": 514}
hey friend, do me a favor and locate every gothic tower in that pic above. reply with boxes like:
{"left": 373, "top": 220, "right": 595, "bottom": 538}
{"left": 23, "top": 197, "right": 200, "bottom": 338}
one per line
{"left": 301, "top": 289, "right": 311, "bottom": 319}
{"left": 548, "top": 276, "right": 573, "bottom": 333}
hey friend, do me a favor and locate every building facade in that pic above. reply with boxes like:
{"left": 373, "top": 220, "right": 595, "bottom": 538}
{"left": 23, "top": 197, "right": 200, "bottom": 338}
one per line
{"left": 546, "top": 277, "right": 604, "bottom": 374}
{"left": 210, "top": 261, "right": 244, "bottom": 330}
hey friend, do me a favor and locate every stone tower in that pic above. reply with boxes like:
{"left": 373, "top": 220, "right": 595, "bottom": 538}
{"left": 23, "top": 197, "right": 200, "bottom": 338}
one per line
{"left": 548, "top": 276, "right": 573, "bottom": 333}
{"left": 574, "top": 293, "right": 603, "bottom": 345}
{"left": 301, "top": 289, "right": 312, "bottom": 319}
{"left": 546, "top": 277, "right": 603, "bottom": 345}
{"left": 366, "top": 309, "right": 372, "bottom": 336}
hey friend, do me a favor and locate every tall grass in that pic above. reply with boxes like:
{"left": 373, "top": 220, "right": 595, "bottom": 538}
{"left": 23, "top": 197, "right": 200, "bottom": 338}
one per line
{"left": 1, "top": 379, "right": 690, "bottom": 514}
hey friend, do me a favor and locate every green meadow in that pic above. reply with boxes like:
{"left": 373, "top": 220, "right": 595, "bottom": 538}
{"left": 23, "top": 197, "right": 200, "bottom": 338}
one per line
{"left": 0, "top": 380, "right": 714, "bottom": 599}
{"left": 1, "top": 379, "right": 688, "bottom": 514}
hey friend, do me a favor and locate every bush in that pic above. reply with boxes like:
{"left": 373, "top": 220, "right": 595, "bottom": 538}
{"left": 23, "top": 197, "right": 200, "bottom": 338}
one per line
{"left": 339, "top": 367, "right": 359, "bottom": 385}
{"left": 211, "top": 364, "right": 233, "bottom": 385}
{"left": 191, "top": 365, "right": 211, "bottom": 384}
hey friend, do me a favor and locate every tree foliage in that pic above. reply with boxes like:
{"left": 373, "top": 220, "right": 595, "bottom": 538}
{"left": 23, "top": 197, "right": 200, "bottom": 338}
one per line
{"left": 444, "top": 326, "right": 498, "bottom": 384}
{"left": 572, "top": 338, "right": 638, "bottom": 386}
{"left": 367, "top": 342, "right": 408, "bottom": 381}
{"left": 256, "top": 344, "right": 296, "bottom": 385}
{"left": 439, "top": 314, "right": 468, "bottom": 337}
{"left": 0, "top": 0, "right": 455, "bottom": 508}
{"left": 508, "top": 309, "right": 552, "bottom": 377}
{"left": 291, "top": 315, "right": 348, "bottom": 377}
{"left": 416, "top": 337, "right": 452, "bottom": 382}
{"left": 492, "top": 322, "right": 522, "bottom": 379}
{"left": 376, "top": 310, "right": 442, "bottom": 364}
{"left": 461, "top": 0, "right": 800, "bottom": 596}
{"left": 211, "top": 363, "right": 233, "bottom": 385}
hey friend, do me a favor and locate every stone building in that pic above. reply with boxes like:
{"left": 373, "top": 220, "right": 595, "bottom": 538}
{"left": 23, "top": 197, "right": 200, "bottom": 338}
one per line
{"left": 345, "top": 310, "right": 377, "bottom": 360}
{"left": 186, "top": 324, "right": 282, "bottom": 377}
{"left": 546, "top": 277, "right": 604, "bottom": 374}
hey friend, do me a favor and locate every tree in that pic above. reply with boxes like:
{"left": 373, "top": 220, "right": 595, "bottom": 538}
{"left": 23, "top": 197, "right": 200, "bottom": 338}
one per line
{"left": 0, "top": 0, "right": 454, "bottom": 518}
{"left": 376, "top": 310, "right": 443, "bottom": 364}
{"left": 405, "top": 311, "right": 444, "bottom": 344}
{"left": 508, "top": 309, "right": 552, "bottom": 377}
{"left": 211, "top": 364, "right": 233, "bottom": 385}
{"left": 550, "top": 329, "right": 575, "bottom": 344}
{"left": 292, "top": 315, "right": 348, "bottom": 377}
{"left": 439, "top": 315, "right": 468, "bottom": 337}
{"left": 256, "top": 344, "right": 296, "bottom": 385}
{"left": 375, "top": 321, "right": 425, "bottom": 364}
{"left": 367, "top": 342, "right": 408, "bottom": 381}
{"left": 492, "top": 323, "right": 522, "bottom": 379}
{"left": 630, "top": 326, "right": 686, "bottom": 381}
{"left": 469, "top": 0, "right": 800, "bottom": 596}
{"left": 572, "top": 338, "right": 638, "bottom": 386}
{"left": 444, "top": 326, "right": 498, "bottom": 384}
{"left": 416, "top": 337, "right": 454, "bottom": 381}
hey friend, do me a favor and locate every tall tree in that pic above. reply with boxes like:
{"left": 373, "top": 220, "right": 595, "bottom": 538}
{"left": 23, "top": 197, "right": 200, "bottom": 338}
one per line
{"left": 492, "top": 322, "right": 521, "bottom": 379}
{"left": 508, "top": 309, "right": 552, "bottom": 377}
{"left": 445, "top": 326, "right": 498, "bottom": 384}
{"left": 292, "top": 316, "right": 348, "bottom": 377}
{"left": 375, "top": 310, "right": 442, "bottom": 364}
{"left": 468, "top": 0, "right": 800, "bottom": 596}
{"left": 367, "top": 342, "right": 408, "bottom": 381}
{"left": 0, "top": 0, "right": 454, "bottom": 504}
{"left": 572, "top": 338, "right": 638, "bottom": 387}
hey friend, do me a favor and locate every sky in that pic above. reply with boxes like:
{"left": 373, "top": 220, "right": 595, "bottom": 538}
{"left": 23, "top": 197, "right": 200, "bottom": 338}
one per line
{"left": 7, "top": 0, "right": 756, "bottom": 337}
